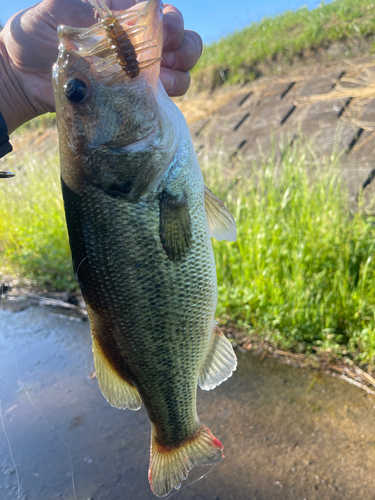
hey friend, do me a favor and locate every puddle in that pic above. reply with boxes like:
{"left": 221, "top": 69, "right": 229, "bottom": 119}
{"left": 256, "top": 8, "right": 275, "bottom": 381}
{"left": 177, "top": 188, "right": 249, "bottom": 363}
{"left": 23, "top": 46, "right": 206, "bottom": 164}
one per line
{"left": 1, "top": 306, "right": 375, "bottom": 499}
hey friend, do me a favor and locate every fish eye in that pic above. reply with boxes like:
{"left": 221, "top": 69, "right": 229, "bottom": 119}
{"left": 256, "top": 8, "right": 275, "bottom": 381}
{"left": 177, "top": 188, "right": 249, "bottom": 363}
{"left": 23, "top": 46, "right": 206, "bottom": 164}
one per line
{"left": 64, "top": 78, "right": 88, "bottom": 103}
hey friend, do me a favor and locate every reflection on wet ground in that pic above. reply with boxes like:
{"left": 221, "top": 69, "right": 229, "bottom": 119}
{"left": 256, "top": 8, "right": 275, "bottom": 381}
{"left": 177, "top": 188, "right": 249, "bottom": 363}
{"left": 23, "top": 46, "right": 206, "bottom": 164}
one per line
{"left": 1, "top": 306, "right": 375, "bottom": 499}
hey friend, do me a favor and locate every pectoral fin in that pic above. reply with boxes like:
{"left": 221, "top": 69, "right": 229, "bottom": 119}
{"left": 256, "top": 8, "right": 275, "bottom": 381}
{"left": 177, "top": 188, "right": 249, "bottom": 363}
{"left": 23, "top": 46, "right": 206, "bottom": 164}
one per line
{"left": 92, "top": 338, "right": 142, "bottom": 411}
{"left": 159, "top": 190, "right": 191, "bottom": 262}
{"left": 204, "top": 186, "right": 237, "bottom": 242}
{"left": 198, "top": 325, "right": 237, "bottom": 391}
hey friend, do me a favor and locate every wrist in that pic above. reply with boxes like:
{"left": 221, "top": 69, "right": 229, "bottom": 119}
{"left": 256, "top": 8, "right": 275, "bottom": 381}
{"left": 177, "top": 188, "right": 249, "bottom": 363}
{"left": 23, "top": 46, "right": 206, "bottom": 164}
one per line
{"left": 0, "top": 36, "right": 38, "bottom": 134}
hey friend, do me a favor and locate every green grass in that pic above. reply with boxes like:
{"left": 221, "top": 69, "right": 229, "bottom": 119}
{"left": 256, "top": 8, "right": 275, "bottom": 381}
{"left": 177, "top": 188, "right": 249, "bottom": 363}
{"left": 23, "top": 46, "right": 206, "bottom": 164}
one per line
{"left": 201, "top": 139, "right": 375, "bottom": 364}
{"left": 0, "top": 146, "right": 74, "bottom": 290}
{"left": 2, "top": 131, "right": 375, "bottom": 364}
{"left": 192, "top": 0, "right": 375, "bottom": 88}
{"left": 16, "top": 113, "right": 56, "bottom": 134}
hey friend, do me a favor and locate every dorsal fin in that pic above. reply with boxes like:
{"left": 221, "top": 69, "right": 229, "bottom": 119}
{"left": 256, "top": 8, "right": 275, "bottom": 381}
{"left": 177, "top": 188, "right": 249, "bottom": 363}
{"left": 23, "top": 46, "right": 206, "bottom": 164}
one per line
{"left": 204, "top": 186, "right": 237, "bottom": 242}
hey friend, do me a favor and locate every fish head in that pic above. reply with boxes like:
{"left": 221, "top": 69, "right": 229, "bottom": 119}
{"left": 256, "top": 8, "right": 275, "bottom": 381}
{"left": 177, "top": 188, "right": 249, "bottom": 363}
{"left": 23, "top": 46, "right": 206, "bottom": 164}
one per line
{"left": 53, "top": 0, "right": 178, "bottom": 199}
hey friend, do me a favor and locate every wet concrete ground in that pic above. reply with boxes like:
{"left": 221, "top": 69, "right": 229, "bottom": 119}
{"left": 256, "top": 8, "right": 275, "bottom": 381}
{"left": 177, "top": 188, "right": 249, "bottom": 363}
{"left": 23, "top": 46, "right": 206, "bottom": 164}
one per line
{"left": 2, "top": 306, "right": 375, "bottom": 499}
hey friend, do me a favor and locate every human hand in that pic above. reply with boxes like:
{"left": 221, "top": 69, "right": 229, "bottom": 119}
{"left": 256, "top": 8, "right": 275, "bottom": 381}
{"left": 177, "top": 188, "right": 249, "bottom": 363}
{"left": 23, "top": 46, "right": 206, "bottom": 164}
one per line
{"left": 0, "top": 0, "right": 202, "bottom": 134}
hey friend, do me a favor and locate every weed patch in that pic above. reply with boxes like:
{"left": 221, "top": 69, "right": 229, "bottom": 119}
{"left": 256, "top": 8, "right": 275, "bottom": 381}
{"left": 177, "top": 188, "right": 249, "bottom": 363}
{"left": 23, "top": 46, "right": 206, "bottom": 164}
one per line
{"left": 201, "top": 139, "right": 375, "bottom": 364}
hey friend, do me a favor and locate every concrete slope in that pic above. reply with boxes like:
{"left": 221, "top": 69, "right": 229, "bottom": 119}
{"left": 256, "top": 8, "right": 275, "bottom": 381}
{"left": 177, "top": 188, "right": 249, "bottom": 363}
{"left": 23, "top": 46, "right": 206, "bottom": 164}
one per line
{"left": 185, "top": 56, "right": 375, "bottom": 203}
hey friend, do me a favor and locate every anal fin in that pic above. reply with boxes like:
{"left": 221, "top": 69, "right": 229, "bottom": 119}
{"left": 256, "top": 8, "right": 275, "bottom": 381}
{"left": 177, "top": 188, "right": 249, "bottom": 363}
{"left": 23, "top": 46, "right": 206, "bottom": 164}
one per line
{"left": 92, "top": 338, "right": 142, "bottom": 411}
{"left": 149, "top": 422, "right": 223, "bottom": 497}
{"left": 198, "top": 325, "right": 237, "bottom": 391}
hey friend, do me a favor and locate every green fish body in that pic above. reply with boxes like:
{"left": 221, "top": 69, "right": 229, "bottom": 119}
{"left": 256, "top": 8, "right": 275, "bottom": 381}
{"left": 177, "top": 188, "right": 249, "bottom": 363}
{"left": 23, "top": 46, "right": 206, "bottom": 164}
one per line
{"left": 53, "top": 0, "right": 237, "bottom": 496}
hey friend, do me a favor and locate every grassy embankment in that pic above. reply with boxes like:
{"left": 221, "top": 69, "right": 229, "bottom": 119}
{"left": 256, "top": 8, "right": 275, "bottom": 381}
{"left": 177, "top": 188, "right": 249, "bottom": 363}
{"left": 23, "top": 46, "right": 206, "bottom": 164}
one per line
{"left": 192, "top": 0, "right": 375, "bottom": 89}
{"left": 2, "top": 0, "right": 375, "bottom": 364}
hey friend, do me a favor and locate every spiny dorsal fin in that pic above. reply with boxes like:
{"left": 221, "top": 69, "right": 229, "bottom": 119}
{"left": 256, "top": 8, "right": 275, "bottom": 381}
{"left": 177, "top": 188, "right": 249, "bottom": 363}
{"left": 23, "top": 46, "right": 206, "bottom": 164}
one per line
{"left": 198, "top": 325, "right": 237, "bottom": 391}
{"left": 204, "top": 185, "right": 237, "bottom": 242}
{"left": 159, "top": 190, "right": 191, "bottom": 262}
{"left": 92, "top": 337, "right": 142, "bottom": 411}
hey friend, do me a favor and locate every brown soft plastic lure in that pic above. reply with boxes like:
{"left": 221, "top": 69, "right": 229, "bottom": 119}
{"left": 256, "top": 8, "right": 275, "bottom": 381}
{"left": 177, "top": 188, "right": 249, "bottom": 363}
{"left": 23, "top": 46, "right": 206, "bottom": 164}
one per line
{"left": 80, "top": 0, "right": 159, "bottom": 80}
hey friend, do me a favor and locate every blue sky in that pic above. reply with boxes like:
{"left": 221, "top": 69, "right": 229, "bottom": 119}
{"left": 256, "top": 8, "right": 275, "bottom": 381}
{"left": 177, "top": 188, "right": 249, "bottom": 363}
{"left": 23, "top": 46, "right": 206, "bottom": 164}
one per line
{"left": 2, "top": 0, "right": 334, "bottom": 43}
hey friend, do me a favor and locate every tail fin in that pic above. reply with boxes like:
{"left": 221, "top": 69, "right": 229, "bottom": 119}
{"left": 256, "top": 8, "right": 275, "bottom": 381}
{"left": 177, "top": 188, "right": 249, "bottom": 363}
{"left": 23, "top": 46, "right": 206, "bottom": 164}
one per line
{"left": 149, "top": 423, "right": 224, "bottom": 497}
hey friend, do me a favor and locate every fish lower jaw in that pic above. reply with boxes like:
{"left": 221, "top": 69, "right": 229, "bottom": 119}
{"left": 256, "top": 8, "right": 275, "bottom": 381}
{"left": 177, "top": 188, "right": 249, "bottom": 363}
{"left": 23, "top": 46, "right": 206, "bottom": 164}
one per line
{"left": 111, "top": 123, "right": 159, "bottom": 153}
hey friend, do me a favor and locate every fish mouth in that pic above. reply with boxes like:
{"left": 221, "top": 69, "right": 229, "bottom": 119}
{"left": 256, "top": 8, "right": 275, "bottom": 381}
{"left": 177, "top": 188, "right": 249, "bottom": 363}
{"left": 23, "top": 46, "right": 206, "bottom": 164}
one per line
{"left": 56, "top": 0, "right": 163, "bottom": 91}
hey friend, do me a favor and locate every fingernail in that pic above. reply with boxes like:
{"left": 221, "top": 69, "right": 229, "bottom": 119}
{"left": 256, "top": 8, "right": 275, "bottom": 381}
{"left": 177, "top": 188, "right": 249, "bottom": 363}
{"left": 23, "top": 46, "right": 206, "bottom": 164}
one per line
{"left": 162, "top": 52, "right": 176, "bottom": 68}
{"left": 161, "top": 71, "right": 176, "bottom": 93}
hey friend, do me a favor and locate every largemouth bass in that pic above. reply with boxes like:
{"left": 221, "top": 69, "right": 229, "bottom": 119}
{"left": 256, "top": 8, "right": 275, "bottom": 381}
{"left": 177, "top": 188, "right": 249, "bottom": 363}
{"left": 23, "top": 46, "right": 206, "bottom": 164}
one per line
{"left": 53, "top": 0, "right": 237, "bottom": 496}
